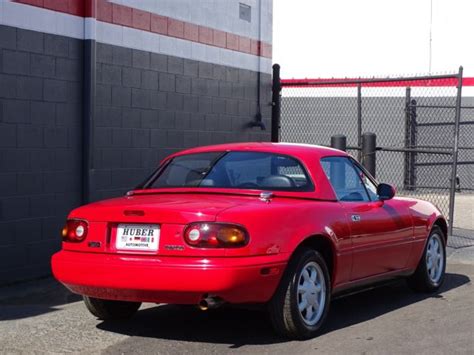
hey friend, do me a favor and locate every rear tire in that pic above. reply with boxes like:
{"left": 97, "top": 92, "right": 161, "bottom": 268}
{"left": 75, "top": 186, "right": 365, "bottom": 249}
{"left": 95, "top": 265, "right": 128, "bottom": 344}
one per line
{"left": 268, "top": 248, "right": 331, "bottom": 339}
{"left": 83, "top": 296, "right": 141, "bottom": 320}
{"left": 407, "top": 226, "right": 446, "bottom": 292}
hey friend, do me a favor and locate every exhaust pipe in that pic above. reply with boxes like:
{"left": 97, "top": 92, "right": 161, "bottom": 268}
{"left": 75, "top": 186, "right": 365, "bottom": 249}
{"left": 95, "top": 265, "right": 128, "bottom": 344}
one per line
{"left": 198, "top": 296, "right": 224, "bottom": 311}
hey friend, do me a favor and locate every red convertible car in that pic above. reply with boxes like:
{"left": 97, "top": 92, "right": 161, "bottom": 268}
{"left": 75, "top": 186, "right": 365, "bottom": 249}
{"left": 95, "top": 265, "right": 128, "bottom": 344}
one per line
{"left": 52, "top": 143, "right": 447, "bottom": 339}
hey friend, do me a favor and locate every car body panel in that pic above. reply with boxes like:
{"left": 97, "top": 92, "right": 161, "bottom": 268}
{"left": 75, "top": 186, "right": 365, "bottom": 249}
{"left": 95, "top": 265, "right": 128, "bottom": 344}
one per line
{"left": 215, "top": 198, "right": 353, "bottom": 286}
{"left": 402, "top": 196, "right": 447, "bottom": 269}
{"left": 52, "top": 251, "right": 288, "bottom": 304}
{"left": 341, "top": 198, "right": 414, "bottom": 280}
{"left": 51, "top": 142, "right": 447, "bottom": 305}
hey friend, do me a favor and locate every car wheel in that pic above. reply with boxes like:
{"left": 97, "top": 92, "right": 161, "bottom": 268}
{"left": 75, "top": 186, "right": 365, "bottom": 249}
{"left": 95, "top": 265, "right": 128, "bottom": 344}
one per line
{"left": 83, "top": 296, "right": 141, "bottom": 320}
{"left": 407, "top": 226, "right": 446, "bottom": 292}
{"left": 268, "top": 247, "right": 331, "bottom": 339}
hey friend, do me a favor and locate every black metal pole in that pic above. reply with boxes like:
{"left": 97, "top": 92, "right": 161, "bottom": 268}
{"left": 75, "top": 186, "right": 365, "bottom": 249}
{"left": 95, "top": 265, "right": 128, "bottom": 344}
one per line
{"left": 448, "top": 66, "right": 463, "bottom": 236}
{"left": 404, "top": 87, "right": 411, "bottom": 190}
{"left": 271, "top": 64, "right": 281, "bottom": 142}
{"left": 404, "top": 89, "right": 417, "bottom": 190}
{"left": 331, "top": 134, "right": 347, "bottom": 151}
{"left": 362, "top": 132, "right": 376, "bottom": 177}
{"left": 410, "top": 98, "right": 417, "bottom": 190}
{"left": 357, "top": 84, "right": 362, "bottom": 161}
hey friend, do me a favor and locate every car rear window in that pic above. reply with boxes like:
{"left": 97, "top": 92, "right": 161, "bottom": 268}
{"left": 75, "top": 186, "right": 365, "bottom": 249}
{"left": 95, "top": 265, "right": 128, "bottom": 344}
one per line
{"left": 147, "top": 151, "right": 313, "bottom": 191}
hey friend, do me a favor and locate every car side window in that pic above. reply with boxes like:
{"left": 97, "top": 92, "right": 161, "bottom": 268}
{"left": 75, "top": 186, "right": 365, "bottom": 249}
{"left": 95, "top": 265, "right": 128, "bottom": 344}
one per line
{"left": 351, "top": 161, "right": 379, "bottom": 201}
{"left": 320, "top": 157, "right": 370, "bottom": 202}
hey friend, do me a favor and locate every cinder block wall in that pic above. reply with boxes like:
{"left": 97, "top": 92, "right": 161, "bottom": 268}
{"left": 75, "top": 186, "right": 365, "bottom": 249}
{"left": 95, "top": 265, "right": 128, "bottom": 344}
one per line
{"left": 0, "top": 0, "right": 273, "bottom": 285}
{"left": 91, "top": 45, "right": 271, "bottom": 201}
{"left": 0, "top": 26, "right": 83, "bottom": 284}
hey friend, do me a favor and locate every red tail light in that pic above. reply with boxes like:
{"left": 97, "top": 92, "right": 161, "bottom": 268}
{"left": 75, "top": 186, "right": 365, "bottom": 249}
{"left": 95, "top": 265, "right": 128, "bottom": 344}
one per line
{"left": 184, "top": 223, "right": 249, "bottom": 248}
{"left": 61, "top": 219, "right": 88, "bottom": 242}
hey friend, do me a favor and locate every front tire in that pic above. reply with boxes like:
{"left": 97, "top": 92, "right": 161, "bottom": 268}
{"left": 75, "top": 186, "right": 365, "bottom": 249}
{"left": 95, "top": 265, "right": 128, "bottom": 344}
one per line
{"left": 407, "top": 226, "right": 446, "bottom": 292}
{"left": 83, "top": 296, "right": 141, "bottom": 320}
{"left": 268, "top": 248, "right": 331, "bottom": 339}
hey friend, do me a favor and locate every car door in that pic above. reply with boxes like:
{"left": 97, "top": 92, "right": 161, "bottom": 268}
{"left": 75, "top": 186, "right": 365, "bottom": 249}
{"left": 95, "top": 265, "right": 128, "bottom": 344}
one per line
{"left": 321, "top": 157, "right": 413, "bottom": 280}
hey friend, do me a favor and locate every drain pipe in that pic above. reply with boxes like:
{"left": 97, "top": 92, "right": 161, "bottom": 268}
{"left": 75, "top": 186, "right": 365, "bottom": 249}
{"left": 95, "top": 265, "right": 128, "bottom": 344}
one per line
{"left": 82, "top": 1, "right": 97, "bottom": 204}
{"left": 248, "top": 0, "right": 266, "bottom": 130}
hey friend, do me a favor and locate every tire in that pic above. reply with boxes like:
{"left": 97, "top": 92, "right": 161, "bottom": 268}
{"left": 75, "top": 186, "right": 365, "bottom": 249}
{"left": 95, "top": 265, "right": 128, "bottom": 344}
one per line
{"left": 407, "top": 226, "right": 446, "bottom": 292}
{"left": 83, "top": 296, "right": 141, "bottom": 320}
{"left": 268, "top": 248, "right": 331, "bottom": 339}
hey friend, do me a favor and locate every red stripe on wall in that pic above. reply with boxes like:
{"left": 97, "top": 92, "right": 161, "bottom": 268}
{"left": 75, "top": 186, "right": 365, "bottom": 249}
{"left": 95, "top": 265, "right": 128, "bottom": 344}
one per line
{"left": 14, "top": 0, "right": 88, "bottom": 16}
{"left": 281, "top": 77, "right": 474, "bottom": 88}
{"left": 13, "top": 0, "right": 272, "bottom": 58}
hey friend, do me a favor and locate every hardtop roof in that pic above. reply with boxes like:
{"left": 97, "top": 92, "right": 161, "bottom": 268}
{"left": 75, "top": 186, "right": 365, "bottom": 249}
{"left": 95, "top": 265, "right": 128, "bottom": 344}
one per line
{"left": 169, "top": 142, "right": 348, "bottom": 160}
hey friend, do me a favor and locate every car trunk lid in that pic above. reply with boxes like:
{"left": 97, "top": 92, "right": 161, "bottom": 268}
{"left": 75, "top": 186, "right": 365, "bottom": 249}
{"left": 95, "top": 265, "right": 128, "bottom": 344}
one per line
{"left": 64, "top": 192, "right": 253, "bottom": 256}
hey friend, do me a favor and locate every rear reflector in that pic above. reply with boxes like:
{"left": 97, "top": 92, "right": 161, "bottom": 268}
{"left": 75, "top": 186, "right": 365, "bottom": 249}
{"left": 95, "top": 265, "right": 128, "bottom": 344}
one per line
{"left": 260, "top": 267, "right": 280, "bottom": 276}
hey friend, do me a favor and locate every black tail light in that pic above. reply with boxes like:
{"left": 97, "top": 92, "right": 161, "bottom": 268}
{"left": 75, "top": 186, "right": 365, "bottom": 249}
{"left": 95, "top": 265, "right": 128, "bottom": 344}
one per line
{"left": 62, "top": 219, "right": 88, "bottom": 242}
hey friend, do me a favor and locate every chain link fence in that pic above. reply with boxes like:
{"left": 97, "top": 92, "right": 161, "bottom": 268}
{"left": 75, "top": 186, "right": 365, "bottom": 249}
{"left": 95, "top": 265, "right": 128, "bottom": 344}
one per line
{"left": 271, "top": 66, "right": 473, "bottom": 248}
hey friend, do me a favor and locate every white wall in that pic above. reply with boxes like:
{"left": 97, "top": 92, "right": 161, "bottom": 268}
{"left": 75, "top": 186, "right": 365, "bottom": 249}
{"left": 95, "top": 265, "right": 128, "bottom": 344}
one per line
{"left": 114, "top": 0, "right": 273, "bottom": 43}
{"left": 274, "top": 0, "right": 473, "bottom": 78}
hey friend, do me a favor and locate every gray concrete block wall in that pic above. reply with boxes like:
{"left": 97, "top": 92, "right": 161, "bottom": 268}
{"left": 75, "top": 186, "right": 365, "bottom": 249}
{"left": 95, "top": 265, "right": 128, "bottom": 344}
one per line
{"left": 0, "top": 25, "right": 83, "bottom": 284}
{"left": 91, "top": 43, "right": 272, "bottom": 201}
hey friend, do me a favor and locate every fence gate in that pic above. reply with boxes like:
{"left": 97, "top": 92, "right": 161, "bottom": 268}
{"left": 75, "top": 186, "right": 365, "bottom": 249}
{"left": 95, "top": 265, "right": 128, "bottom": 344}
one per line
{"left": 272, "top": 64, "right": 473, "bottom": 248}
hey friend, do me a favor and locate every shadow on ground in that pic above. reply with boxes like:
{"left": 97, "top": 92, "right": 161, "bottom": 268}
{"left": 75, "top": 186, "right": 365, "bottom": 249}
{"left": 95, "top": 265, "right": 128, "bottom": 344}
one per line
{"left": 0, "top": 279, "right": 81, "bottom": 321}
{"left": 96, "top": 272, "right": 470, "bottom": 348}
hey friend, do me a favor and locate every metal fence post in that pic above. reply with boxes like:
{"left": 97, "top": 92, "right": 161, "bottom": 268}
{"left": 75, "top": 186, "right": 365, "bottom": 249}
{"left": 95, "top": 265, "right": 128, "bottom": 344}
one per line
{"left": 404, "top": 88, "right": 417, "bottom": 190}
{"left": 404, "top": 87, "right": 411, "bottom": 190}
{"left": 271, "top": 64, "right": 281, "bottom": 142}
{"left": 411, "top": 100, "right": 418, "bottom": 189}
{"left": 357, "top": 84, "right": 362, "bottom": 161}
{"left": 448, "top": 66, "right": 463, "bottom": 236}
{"left": 331, "top": 134, "right": 347, "bottom": 151}
{"left": 362, "top": 132, "right": 376, "bottom": 177}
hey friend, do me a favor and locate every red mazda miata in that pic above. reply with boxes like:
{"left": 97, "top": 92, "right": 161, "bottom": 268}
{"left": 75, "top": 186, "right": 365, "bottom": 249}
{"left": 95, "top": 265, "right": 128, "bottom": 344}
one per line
{"left": 52, "top": 143, "right": 447, "bottom": 339}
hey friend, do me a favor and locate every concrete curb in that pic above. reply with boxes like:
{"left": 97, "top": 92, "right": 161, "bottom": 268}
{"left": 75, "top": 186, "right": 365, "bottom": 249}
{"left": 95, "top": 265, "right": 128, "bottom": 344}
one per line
{"left": 447, "top": 245, "right": 474, "bottom": 265}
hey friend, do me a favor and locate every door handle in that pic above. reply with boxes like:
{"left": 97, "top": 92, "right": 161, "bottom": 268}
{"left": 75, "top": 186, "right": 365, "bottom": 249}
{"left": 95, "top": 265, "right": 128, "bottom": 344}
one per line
{"left": 351, "top": 215, "right": 361, "bottom": 222}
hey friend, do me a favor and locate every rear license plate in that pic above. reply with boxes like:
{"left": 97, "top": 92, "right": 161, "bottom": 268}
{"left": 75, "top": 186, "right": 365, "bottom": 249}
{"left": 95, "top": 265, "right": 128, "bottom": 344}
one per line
{"left": 115, "top": 224, "right": 160, "bottom": 252}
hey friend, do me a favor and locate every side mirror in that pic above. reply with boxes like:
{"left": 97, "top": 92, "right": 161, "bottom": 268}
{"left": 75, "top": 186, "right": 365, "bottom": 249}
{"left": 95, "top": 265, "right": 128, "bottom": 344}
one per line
{"left": 377, "top": 183, "right": 395, "bottom": 201}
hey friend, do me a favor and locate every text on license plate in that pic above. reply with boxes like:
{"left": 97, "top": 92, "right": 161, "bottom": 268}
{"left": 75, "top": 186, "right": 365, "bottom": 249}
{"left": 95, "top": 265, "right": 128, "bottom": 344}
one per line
{"left": 116, "top": 224, "right": 160, "bottom": 251}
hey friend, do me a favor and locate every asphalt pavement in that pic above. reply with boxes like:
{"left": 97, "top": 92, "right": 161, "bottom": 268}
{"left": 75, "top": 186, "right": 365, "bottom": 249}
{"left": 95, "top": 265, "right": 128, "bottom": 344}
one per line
{"left": 1, "top": 253, "right": 473, "bottom": 354}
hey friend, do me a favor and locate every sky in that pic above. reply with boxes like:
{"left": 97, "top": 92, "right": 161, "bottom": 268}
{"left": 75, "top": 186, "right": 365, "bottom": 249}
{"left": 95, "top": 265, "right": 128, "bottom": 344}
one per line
{"left": 273, "top": 0, "right": 474, "bottom": 79}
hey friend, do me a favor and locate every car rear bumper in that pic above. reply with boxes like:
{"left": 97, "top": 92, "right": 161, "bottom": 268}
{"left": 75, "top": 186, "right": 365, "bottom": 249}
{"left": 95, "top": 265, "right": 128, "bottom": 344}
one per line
{"left": 51, "top": 251, "right": 288, "bottom": 304}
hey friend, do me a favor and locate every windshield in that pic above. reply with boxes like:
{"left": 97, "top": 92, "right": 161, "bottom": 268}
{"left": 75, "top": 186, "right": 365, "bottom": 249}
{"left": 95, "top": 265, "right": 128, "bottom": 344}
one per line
{"left": 147, "top": 151, "right": 313, "bottom": 191}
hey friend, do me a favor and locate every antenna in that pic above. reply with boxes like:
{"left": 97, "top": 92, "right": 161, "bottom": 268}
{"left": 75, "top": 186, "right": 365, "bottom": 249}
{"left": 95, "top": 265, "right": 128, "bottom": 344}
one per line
{"left": 429, "top": 0, "right": 433, "bottom": 73}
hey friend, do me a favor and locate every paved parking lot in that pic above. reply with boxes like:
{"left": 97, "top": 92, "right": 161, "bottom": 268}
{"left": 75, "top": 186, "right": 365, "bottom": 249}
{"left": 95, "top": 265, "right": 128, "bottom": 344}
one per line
{"left": 1, "top": 261, "right": 473, "bottom": 355}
